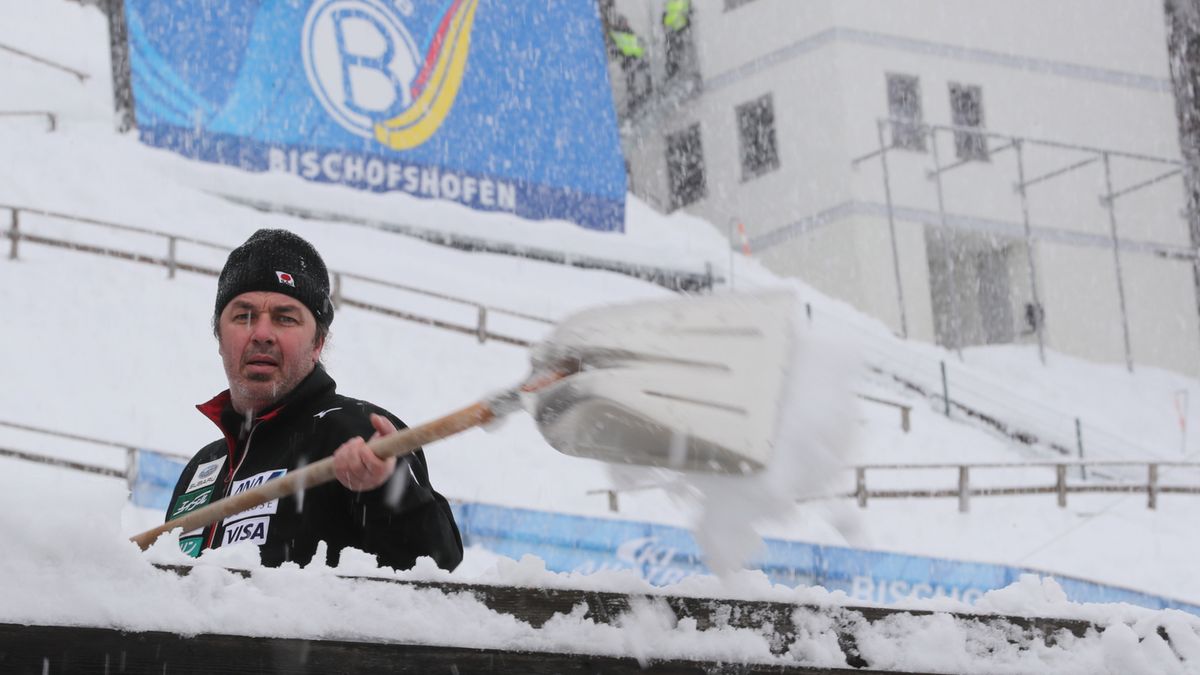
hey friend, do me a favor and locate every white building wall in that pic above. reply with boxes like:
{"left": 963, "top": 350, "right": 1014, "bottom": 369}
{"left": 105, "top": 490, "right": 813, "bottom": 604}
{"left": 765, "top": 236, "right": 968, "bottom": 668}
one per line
{"left": 610, "top": 0, "right": 1200, "bottom": 376}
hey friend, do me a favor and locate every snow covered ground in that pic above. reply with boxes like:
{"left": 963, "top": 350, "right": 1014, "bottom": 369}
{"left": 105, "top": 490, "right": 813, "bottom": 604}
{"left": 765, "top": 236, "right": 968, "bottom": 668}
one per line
{"left": 4, "top": 1, "right": 1200, "bottom": 672}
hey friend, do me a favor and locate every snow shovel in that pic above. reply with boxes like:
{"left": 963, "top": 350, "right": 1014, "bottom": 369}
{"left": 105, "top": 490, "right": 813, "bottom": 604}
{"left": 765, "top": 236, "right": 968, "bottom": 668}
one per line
{"left": 130, "top": 290, "right": 798, "bottom": 551}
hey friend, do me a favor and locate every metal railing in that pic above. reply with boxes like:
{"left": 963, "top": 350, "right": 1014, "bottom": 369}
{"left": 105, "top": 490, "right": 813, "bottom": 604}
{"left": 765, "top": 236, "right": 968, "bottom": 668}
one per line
{"left": 849, "top": 460, "right": 1200, "bottom": 512}
{"left": 781, "top": 297, "right": 1180, "bottom": 474}
{"left": 2, "top": 204, "right": 554, "bottom": 346}
{"left": 857, "top": 393, "right": 911, "bottom": 432}
{"left": 0, "top": 418, "right": 189, "bottom": 493}
{"left": 1, "top": 203, "right": 949, "bottom": 425}
{"left": 0, "top": 111, "right": 58, "bottom": 131}
{"left": 0, "top": 42, "right": 89, "bottom": 82}
{"left": 217, "top": 193, "right": 719, "bottom": 293}
{"left": 17, "top": 196, "right": 1165, "bottom": 471}
{"left": 0, "top": 418, "right": 182, "bottom": 458}
{"left": 10, "top": 413, "right": 1195, "bottom": 523}
{"left": 588, "top": 458, "right": 1199, "bottom": 514}
{"left": 0, "top": 445, "right": 124, "bottom": 479}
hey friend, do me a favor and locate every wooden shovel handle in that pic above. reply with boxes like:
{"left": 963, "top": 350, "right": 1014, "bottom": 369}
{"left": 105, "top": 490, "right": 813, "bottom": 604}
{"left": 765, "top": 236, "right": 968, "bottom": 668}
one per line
{"left": 129, "top": 401, "right": 496, "bottom": 551}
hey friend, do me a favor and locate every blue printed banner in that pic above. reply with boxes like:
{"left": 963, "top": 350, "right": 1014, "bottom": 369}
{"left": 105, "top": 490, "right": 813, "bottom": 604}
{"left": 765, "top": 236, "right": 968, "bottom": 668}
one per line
{"left": 131, "top": 449, "right": 188, "bottom": 511}
{"left": 124, "top": 0, "right": 627, "bottom": 232}
{"left": 450, "top": 502, "right": 1200, "bottom": 616}
{"left": 130, "top": 461, "right": 1197, "bottom": 615}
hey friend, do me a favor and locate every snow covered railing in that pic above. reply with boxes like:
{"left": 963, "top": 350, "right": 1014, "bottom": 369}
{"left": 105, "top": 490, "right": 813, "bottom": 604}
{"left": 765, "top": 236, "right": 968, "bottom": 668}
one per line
{"left": 0, "top": 111, "right": 57, "bottom": 132}
{"left": 0, "top": 445, "right": 123, "bottom": 480}
{"left": 1, "top": 204, "right": 551, "bottom": 346}
{"left": 2, "top": 202, "right": 916, "bottom": 428}
{"left": 0, "top": 41, "right": 89, "bottom": 82}
{"left": 850, "top": 461, "right": 1200, "bottom": 512}
{"left": 855, "top": 393, "right": 911, "bottom": 432}
{"left": 0, "top": 418, "right": 166, "bottom": 457}
{"left": 804, "top": 302, "right": 1164, "bottom": 472}
{"left": 879, "top": 354, "right": 1164, "bottom": 471}
{"left": 216, "top": 193, "right": 721, "bottom": 293}
{"left": 0, "top": 418, "right": 186, "bottom": 498}
{"left": 2, "top": 204, "right": 227, "bottom": 277}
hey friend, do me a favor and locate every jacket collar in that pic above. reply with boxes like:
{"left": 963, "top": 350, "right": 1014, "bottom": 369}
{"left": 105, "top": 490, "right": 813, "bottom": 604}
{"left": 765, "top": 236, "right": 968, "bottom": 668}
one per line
{"left": 196, "top": 365, "right": 336, "bottom": 437}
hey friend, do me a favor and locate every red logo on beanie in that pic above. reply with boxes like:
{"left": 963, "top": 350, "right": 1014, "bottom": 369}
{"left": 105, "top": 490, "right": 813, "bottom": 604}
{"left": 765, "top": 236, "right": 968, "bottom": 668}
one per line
{"left": 276, "top": 271, "right": 295, "bottom": 287}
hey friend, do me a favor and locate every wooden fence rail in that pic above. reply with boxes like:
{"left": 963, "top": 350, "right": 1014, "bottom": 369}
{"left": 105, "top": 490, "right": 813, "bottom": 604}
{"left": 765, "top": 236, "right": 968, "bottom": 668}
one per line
{"left": 851, "top": 460, "right": 1200, "bottom": 512}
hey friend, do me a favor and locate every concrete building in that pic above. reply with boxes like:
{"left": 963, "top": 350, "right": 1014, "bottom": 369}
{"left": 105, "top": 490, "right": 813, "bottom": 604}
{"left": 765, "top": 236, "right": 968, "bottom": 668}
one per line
{"left": 603, "top": 0, "right": 1199, "bottom": 376}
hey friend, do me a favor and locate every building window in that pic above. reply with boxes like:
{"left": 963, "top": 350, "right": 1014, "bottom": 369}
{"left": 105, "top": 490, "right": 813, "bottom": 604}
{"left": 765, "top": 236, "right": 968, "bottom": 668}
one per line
{"left": 736, "top": 94, "right": 780, "bottom": 180}
{"left": 667, "top": 124, "right": 706, "bottom": 208}
{"left": 886, "top": 73, "right": 925, "bottom": 151}
{"left": 949, "top": 83, "right": 988, "bottom": 161}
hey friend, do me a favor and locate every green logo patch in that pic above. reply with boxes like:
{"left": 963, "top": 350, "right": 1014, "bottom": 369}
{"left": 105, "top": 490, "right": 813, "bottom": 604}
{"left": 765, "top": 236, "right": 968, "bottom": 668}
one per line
{"left": 178, "top": 537, "right": 203, "bottom": 558}
{"left": 170, "top": 486, "right": 214, "bottom": 520}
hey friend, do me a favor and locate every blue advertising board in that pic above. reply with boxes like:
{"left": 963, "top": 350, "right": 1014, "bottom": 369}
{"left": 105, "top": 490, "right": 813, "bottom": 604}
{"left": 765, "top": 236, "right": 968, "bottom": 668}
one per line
{"left": 449, "top": 502, "right": 1200, "bottom": 616}
{"left": 132, "top": 458, "right": 1196, "bottom": 615}
{"left": 130, "top": 449, "right": 188, "bottom": 511}
{"left": 125, "top": 0, "right": 627, "bottom": 231}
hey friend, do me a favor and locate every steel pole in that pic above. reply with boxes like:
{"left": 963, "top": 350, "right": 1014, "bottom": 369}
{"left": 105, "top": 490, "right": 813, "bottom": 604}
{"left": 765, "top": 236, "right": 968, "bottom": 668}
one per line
{"left": 876, "top": 120, "right": 909, "bottom": 338}
{"left": 928, "top": 129, "right": 960, "bottom": 352}
{"left": 728, "top": 218, "right": 735, "bottom": 291}
{"left": 1013, "top": 141, "right": 1047, "bottom": 365}
{"left": 1101, "top": 153, "right": 1135, "bottom": 373}
{"left": 7, "top": 208, "right": 17, "bottom": 260}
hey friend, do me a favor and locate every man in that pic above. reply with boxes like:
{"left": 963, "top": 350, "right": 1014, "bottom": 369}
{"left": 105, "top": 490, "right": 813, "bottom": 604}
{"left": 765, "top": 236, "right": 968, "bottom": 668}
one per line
{"left": 165, "top": 229, "right": 463, "bottom": 571}
{"left": 662, "top": 0, "right": 690, "bottom": 32}
{"left": 662, "top": 0, "right": 693, "bottom": 80}
{"left": 606, "top": 14, "right": 651, "bottom": 110}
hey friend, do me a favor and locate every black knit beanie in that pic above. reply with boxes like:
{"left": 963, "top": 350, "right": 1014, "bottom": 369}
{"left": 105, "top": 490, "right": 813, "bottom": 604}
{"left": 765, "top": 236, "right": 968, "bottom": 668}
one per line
{"left": 214, "top": 229, "right": 334, "bottom": 328}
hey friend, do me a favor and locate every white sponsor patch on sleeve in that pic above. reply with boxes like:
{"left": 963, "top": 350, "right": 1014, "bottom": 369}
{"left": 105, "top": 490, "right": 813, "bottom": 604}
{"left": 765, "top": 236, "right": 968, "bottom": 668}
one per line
{"left": 221, "top": 516, "right": 271, "bottom": 547}
{"left": 223, "top": 468, "right": 288, "bottom": 525}
{"left": 185, "top": 456, "right": 227, "bottom": 493}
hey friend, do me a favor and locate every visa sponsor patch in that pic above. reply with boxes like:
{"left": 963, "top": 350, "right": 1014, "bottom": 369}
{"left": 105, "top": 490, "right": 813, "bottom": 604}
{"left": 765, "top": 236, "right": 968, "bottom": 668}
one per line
{"left": 185, "top": 456, "right": 227, "bottom": 492}
{"left": 223, "top": 468, "right": 287, "bottom": 525}
{"left": 169, "top": 486, "right": 215, "bottom": 521}
{"left": 221, "top": 516, "right": 271, "bottom": 547}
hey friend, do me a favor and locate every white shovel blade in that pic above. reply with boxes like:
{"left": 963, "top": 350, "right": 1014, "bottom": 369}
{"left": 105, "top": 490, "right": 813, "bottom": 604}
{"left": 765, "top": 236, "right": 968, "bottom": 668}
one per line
{"left": 527, "top": 291, "right": 797, "bottom": 473}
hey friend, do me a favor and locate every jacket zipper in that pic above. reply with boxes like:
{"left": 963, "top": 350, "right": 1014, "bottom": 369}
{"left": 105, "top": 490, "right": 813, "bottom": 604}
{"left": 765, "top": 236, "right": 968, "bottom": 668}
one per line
{"left": 204, "top": 419, "right": 263, "bottom": 551}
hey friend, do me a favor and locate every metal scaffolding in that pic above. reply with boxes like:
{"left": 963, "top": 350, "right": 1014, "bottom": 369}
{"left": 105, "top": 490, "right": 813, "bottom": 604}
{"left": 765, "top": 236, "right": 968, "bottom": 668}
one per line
{"left": 852, "top": 119, "right": 1190, "bottom": 371}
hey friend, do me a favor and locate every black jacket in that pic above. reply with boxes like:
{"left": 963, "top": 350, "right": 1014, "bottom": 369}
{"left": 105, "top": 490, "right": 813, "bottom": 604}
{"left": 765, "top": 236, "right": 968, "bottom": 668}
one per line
{"left": 165, "top": 366, "right": 463, "bottom": 571}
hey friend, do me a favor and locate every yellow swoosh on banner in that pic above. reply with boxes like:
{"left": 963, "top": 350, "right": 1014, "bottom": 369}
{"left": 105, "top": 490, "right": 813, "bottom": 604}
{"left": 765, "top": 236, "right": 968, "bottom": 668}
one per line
{"left": 375, "top": 0, "right": 478, "bottom": 150}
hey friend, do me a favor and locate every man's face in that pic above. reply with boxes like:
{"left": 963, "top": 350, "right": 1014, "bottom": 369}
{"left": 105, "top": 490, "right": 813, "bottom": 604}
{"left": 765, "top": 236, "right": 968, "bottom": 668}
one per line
{"left": 217, "top": 291, "right": 324, "bottom": 415}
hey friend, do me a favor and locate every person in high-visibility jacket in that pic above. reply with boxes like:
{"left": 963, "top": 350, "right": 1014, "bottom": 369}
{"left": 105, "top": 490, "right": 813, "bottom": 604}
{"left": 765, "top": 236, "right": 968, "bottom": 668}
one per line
{"left": 663, "top": 0, "right": 691, "bottom": 32}
{"left": 606, "top": 15, "right": 650, "bottom": 109}
{"left": 610, "top": 27, "right": 644, "bottom": 59}
{"left": 662, "top": 0, "right": 693, "bottom": 79}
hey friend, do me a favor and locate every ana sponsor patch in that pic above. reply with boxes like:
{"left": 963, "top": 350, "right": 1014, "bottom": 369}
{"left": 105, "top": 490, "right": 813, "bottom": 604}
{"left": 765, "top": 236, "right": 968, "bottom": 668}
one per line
{"left": 223, "top": 469, "right": 287, "bottom": 525}
{"left": 185, "top": 456, "right": 227, "bottom": 492}
{"left": 221, "top": 516, "right": 271, "bottom": 547}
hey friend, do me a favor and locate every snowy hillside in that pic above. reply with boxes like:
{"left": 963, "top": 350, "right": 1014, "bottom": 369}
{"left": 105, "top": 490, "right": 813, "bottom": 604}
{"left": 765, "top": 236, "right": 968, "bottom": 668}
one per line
{"left": 4, "top": 2, "right": 1200, "bottom": 671}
